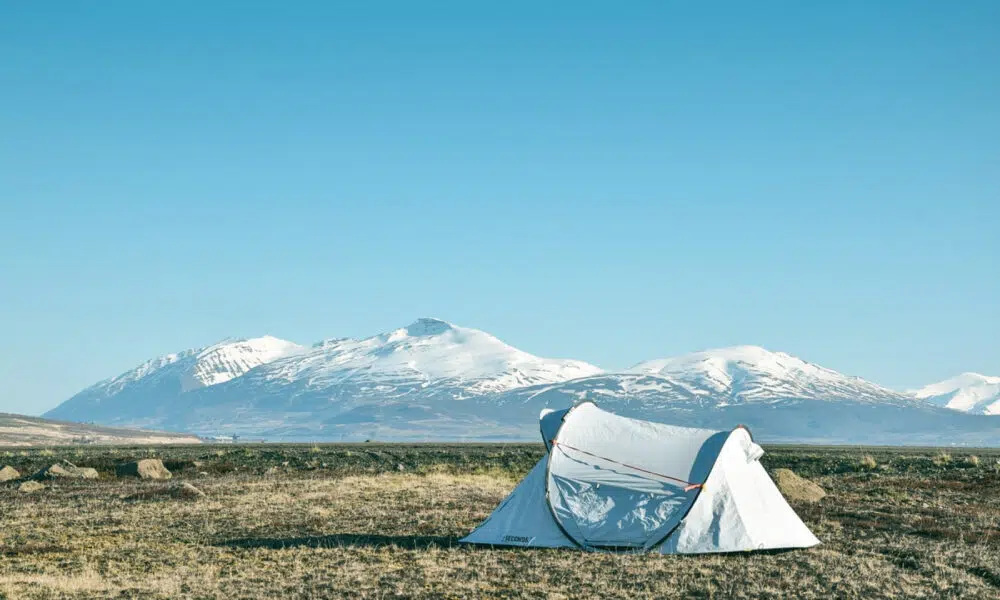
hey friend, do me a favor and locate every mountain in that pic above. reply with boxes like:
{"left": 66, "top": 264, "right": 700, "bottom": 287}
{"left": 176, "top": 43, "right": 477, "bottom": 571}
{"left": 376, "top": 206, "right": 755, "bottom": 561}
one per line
{"left": 44, "top": 320, "right": 1000, "bottom": 445}
{"left": 45, "top": 319, "right": 603, "bottom": 438}
{"left": 264, "top": 317, "right": 603, "bottom": 397}
{"left": 912, "top": 373, "right": 1000, "bottom": 415}
{"left": 0, "top": 413, "right": 201, "bottom": 446}
{"left": 486, "top": 346, "right": 997, "bottom": 446}
{"left": 627, "top": 345, "right": 914, "bottom": 406}
{"left": 46, "top": 336, "right": 305, "bottom": 425}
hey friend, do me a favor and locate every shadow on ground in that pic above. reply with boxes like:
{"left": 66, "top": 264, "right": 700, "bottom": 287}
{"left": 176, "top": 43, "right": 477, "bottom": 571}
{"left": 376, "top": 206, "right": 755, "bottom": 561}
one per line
{"left": 217, "top": 533, "right": 461, "bottom": 550}
{"left": 216, "top": 535, "right": 806, "bottom": 556}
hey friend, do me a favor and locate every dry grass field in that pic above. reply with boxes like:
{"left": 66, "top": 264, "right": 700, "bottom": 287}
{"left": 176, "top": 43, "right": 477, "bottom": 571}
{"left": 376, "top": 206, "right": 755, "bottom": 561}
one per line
{"left": 1, "top": 444, "right": 999, "bottom": 599}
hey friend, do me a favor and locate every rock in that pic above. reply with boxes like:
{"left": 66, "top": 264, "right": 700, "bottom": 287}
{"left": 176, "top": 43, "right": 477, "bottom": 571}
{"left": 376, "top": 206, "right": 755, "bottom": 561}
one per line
{"left": 77, "top": 467, "right": 100, "bottom": 479}
{"left": 773, "top": 468, "right": 826, "bottom": 503}
{"left": 18, "top": 481, "right": 45, "bottom": 493}
{"left": 0, "top": 465, "right": 20, "bottom": 482}
{"left": 116, "top": 459, "right": 172, "bottom": 480}
{"left": 122, "top": 482, "right": 206, "bottom": 502}
{"left": 33, "top": 463, "right": 100, "bottom": 480}
{"left": 175, "top": 482, "right": 206, "bottom": 498}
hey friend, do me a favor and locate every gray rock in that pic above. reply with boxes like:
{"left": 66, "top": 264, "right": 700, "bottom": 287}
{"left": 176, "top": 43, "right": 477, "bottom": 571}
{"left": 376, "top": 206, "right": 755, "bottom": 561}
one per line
{"left": 116, "top": 459, "right": 172, "bottom": 480}
{"left": 774, "top": 468, "right": 826, "bottom": 503}
{"left": 33, "top": 463, "right": 99, "bottom": 480}
{"left": 18, "top": 481, "right": 45, "bottom": 493}
{"left": 175, "top": 482, "right": 206, "bottom": 499}
{"left": 0, "top": 465, "right": 20, "bottom": 482}
{"left": 122, "top": 481, "right": 207, "bottom": 502}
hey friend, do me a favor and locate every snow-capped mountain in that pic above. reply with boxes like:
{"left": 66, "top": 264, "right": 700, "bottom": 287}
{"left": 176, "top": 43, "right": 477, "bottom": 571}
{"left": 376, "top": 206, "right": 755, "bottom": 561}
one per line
{"left": 46, "top": 336, "right": 305, "bottom": 424}
{"left": 261, "top": 317, "right": 603, "bottom": 397}
{"left": 912, "top": 373, "right": 1000, "bottom": 415}
{"left": 44, "top": 320, "right": 1000, "bottom": 445}
{"left": 45, "top": 319, "right": 602, "bottom": 434}
{"left": 627, "top": 345, "right": 913, "bottom": 406}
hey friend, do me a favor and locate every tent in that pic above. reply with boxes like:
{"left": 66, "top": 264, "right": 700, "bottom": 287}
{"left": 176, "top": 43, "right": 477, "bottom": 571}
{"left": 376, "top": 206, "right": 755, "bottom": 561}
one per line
{"left": 460, "top": 402, "right": 820, "bottom": 553}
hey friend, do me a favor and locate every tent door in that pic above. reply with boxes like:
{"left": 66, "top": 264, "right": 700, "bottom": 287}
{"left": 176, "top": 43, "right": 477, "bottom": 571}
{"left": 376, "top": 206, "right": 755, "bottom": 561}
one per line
{"left": 547, "top": 473, "right": 693, "bottom": 550}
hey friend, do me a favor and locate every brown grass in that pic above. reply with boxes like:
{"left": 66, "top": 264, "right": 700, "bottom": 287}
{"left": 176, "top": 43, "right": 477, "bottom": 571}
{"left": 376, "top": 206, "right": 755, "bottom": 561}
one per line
{"left": 0, "top": 444, "right": 998, "bottom": 599}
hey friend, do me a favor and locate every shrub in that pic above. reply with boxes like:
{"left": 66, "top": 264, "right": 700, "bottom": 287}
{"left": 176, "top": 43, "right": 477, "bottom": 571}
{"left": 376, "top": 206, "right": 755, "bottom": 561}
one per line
{"left": 859, "top": 455, "right": 877, "bottom": 470}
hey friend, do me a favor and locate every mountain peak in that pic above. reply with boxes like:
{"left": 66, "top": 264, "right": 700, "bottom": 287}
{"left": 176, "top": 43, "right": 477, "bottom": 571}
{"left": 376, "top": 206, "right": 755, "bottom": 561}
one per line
{"left": 912, "top": 372, "right": 1000, "bottom": 414}
{"left": 626, "top": 345, "right": 901, "bottom": 404}
{"left": 404, "top": 318, "right": 454, "bottom": 337}
{"left": 689, "top": 345, "right": 785, "bottom": 362}
{"left": 630, "top": 345, "right": 795, "bottom": 374}
{"left": 958, "top": 372, "right": 999, "bottom": 383}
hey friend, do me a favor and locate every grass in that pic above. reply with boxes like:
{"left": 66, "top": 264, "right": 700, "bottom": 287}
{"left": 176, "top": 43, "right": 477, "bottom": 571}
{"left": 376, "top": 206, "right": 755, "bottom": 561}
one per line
{"left": 1, "top": 443, "right": 999, "bottom": 599}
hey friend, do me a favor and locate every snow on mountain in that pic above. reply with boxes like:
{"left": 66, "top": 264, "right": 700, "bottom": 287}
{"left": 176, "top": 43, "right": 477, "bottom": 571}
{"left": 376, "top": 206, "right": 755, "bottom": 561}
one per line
{"left": 44, "top": 321, "right": 1000, "bottom": 445}
{"left": 628, "top": 345, "right": 913, "bottom": 406}
{"left": 912, "top": 373, "right": 1000, "bottom": 415}
{"left": 479, "top": 347, "right": 997, "bottom": 446}
{"left": 260, "top": 318, "right": 603, "bottom": 396}
{"left": 46, "top": 336, "right": 305, "bottom": 423}
{"left": 45, "top": 319, "right": 603, "bottom": 436}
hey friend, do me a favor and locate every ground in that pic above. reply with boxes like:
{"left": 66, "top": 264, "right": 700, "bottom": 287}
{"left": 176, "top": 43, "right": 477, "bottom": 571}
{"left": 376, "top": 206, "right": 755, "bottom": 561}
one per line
{"left": 1, "top": 444, "right": 998, "bottom": 599}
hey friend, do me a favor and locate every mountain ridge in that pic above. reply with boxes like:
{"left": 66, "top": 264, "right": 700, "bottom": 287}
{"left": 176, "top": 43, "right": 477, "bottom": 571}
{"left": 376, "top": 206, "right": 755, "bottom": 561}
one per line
{"left": 912, "top": 373, "right": 1000, "bottom": 415}
{"left": 43, "top": 319, "right": 1000, "bottom": 445}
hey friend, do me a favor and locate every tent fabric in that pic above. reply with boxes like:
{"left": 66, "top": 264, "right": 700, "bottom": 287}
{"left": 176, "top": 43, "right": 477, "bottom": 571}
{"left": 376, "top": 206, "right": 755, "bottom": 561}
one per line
{"left": 539, "top": 407, "right": 569, "bottom": 451}
{"left": 460, "top": 402, "right": 820, "bottom": 554}
{"left": 458, "top": 456, "right": 576, "bottom": 549}
{"left": 659, "top": 428, "right": 819, "bottom": 553}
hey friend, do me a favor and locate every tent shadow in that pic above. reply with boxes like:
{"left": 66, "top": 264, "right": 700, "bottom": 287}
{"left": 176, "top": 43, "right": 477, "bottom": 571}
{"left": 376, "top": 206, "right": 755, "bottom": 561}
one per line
{"left": 217, "top": 533, "right": 461, "bottom": 550}
{"left": 218, "top": 535, "right": 810, "bottom": 556}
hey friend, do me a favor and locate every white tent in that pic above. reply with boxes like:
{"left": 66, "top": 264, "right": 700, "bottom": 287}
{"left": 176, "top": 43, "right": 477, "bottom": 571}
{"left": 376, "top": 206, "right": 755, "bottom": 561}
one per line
{"left": 461, "top": 402, "right": 820, "bottom": 553}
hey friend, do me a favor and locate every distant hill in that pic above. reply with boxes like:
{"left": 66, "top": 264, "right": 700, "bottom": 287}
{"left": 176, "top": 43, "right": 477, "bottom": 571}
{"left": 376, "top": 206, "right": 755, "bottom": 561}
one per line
{"left": 0, "top": 413, "right": 201, "bottom": 446}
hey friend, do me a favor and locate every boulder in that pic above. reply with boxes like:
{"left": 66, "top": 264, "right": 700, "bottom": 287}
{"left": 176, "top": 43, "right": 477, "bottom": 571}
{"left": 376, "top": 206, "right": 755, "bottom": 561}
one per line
{"left": 123, "top": 482, "right": 206, "bottom": 502}
{"left": 0, "top": 465, "right": 20, "bottom": 482}
{"left": 116, "top": 459, "right": 172, "bottom": 480}
{"left": 773, "top": 468, "right": 826, "bottom": 503}
{"left": 175, "top": 482, "right": 206, "bottom": 499}
{"left": 18, "top": 481, "right": 45, "bottom": 493}
{"left": 33, "top": 462, "right": 100, "bottom": 480}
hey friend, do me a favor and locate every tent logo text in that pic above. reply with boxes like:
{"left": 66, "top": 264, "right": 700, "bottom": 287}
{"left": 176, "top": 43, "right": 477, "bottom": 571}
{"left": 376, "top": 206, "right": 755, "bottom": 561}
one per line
{"left": 502, "top": 535, "right": 534, "bottom": 544}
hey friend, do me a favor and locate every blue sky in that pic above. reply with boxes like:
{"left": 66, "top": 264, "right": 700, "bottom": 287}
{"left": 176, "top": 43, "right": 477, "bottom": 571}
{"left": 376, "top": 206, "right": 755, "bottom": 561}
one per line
{"left": 1, "top": 1, "right": 997, "bottom": 414}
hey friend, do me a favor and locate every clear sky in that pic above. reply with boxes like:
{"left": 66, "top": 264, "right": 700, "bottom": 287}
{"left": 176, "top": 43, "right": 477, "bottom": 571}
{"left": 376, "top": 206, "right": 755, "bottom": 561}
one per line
{"left": 1, "top": 1, "right": 997, "bottom": 415}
